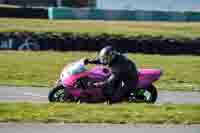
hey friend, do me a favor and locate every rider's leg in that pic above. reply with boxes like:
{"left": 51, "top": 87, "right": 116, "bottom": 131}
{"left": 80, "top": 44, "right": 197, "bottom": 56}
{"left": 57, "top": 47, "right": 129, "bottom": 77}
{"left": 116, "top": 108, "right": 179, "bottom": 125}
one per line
{"left": 110, "top": 79, "right": 138, "bottom": 103}
{"left": 109, "top": 85, "right": 129, "bottom": 103}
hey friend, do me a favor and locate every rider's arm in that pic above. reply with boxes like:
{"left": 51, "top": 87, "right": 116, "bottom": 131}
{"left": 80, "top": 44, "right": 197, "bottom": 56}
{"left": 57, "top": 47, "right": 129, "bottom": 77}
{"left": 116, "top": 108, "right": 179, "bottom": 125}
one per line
{"left": 88, "top": 59, "right": 101, "bottom": 64}
{"left": 85, "top": 58, "right": 102, "bottom": 65}
{"left": 104, "top": 73, "right": 119, "bottom": 87}
{"left": 95, "top": 70, "right": 120, "bottom": 88}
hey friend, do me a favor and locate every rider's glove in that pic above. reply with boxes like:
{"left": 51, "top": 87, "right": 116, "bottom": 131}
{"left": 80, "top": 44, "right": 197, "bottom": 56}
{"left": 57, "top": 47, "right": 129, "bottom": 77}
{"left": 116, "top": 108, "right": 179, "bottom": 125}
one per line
{"left": 83, "top": 58, "right": 89, "bottom": 65}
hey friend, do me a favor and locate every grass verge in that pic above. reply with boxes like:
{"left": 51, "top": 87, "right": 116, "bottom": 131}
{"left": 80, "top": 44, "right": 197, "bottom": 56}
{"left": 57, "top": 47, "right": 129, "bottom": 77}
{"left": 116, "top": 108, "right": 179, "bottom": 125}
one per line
{"left": 0, "top": 51, "right": 200, "bottom": 91}
{"left": 0, "top": 103, "right": 200, "bottom": 124}
{"left": 0, "top": 18, "right": 200, "bottom": 38}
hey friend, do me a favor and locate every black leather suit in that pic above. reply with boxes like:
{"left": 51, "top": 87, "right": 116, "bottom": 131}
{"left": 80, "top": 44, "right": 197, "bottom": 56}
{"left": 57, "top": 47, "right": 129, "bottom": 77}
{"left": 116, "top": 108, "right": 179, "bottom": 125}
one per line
{"left": 88, "top": 54, "right": 138, "bottom": 103}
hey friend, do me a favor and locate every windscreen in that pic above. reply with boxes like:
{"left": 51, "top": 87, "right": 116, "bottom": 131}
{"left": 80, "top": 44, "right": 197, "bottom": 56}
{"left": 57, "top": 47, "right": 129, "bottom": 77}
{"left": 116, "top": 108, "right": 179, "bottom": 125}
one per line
{"left": 66, "top": 61, "right": 87, "bottom": 75}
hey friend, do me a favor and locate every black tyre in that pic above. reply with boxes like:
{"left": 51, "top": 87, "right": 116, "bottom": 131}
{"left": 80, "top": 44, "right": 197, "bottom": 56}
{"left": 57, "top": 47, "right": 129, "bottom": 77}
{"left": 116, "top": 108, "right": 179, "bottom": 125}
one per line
{"left": 146, "top": 85, "right": 158, "bottom": 103}
{"left": 17, "top": 43, "right": 40, "bottom": 51}
{"left": 133, "top": 85, "right": 158, "bottom": 104}
{"left": 48, "top": 85, "right": 74, "bottom": 102}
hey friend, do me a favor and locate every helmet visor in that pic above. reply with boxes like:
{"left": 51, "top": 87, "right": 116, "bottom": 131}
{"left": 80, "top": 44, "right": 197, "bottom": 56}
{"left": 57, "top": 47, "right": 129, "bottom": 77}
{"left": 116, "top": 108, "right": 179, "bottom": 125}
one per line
{"left": 99, "top": 55, "right": 110, "bottom": 65}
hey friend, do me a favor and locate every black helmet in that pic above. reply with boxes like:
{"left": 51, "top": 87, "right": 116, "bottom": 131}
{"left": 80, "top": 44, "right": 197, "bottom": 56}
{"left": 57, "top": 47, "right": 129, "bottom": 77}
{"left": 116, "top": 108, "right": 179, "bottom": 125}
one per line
{"left": 98, "top": 46, "right": 117, "bottom": 65}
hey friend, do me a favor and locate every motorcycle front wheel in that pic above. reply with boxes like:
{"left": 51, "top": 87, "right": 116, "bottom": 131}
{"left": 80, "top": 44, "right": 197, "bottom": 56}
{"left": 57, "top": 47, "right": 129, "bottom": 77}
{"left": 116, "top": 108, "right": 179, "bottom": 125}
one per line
{"left": 48, "top": 85, "right": 74, "bottom": 102}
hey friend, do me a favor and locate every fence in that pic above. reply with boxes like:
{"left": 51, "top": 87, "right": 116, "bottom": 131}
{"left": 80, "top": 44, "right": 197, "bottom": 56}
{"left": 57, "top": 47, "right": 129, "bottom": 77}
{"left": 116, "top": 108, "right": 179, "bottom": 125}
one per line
{"left": 48, "top": 7, "right": 200, "bottom": 22}
{"left": 0, "top": 0, "right": 96, "bottom": 7}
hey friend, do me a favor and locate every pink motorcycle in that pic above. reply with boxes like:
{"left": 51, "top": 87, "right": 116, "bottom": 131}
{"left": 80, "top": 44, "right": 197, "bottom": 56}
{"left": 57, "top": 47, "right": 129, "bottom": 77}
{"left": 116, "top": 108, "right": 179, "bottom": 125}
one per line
{"left": 48, "top": 59, "right": 163, "bottom": 103}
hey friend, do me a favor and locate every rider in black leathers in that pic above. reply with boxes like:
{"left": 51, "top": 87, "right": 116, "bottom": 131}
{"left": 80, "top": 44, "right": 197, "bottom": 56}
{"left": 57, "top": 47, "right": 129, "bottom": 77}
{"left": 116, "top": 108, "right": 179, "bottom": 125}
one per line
{"left": 84, "top": 46, "right": 138, "bottom": 103}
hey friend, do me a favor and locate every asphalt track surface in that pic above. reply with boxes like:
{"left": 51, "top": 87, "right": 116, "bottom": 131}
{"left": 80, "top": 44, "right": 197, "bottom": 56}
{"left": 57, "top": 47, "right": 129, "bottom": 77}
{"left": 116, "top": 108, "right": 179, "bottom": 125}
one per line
{"left": 0, "top": 86, "right": 200, "bottom": 104}
{"left": 0, "top": 123, "right": 200, "bottom": 133}
{"left": 0, "top": 86, "right": 200, "bottom": 132}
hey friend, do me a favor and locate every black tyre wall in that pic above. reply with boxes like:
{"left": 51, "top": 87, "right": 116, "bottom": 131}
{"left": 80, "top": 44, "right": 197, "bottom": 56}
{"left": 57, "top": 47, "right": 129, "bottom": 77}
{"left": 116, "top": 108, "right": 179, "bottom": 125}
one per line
{"left": 0, "top": 32, "right": 200, "bottom": 55}
{"left": 0, "top": 7, "right": 48, "bottom": 18}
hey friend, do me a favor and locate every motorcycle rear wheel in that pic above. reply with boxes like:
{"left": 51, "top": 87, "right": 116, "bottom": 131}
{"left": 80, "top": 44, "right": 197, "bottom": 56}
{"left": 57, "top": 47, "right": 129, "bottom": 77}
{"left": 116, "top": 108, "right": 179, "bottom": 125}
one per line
{"left": 130, "top": 85, "right": 158, "bottom": 104}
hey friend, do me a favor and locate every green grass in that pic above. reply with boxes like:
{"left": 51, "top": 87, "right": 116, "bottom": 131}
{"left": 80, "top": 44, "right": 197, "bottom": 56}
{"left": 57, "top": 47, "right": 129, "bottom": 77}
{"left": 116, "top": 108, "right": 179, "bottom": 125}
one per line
{"left": 0, "top": 103, "right": 200, "bottom": 124}
{"left": 0, "top": 18, "right": 200, "bottom": 38}
{"left": 0, "top": 51, "right": 200, "bottom": 91}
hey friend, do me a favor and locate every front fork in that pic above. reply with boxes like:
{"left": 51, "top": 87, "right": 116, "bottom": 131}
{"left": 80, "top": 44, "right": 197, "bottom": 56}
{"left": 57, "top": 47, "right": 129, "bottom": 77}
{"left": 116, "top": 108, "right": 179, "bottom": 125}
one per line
{"left": 55, "top": 79, "right": 62, "bottom": 86}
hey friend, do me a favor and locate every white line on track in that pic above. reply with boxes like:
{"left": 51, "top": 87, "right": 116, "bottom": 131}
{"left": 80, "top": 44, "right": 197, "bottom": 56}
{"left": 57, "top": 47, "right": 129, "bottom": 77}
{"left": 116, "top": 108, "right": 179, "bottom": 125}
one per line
{"left": 23, "top": 92, "right": 47, "bottom": 98}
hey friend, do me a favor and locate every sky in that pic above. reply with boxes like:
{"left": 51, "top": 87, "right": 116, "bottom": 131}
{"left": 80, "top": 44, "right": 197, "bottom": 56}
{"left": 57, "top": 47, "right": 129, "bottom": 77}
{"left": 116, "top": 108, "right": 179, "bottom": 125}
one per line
{"left": 96, "top": 0, "right": 200, "bottom": 11}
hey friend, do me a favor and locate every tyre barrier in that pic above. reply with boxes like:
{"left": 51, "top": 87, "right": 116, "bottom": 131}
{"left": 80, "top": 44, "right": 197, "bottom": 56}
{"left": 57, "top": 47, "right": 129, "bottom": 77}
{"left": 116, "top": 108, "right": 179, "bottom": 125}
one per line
{"left": 0, "top": 32, "right": 200, "bottom": 55}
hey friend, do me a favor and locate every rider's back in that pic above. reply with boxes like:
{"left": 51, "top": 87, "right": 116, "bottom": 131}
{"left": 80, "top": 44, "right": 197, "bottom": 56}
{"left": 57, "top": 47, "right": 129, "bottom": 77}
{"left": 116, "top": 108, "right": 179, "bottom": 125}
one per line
{"left": 109, "top": 53, "right": 138, "bottom": 89}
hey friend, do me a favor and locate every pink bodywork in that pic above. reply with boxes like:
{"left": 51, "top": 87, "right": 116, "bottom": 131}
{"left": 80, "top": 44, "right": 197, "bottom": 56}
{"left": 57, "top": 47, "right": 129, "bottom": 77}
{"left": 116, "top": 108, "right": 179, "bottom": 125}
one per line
{"left": 61, "top": 66, "right": 162, "bottom": 101}
{"left": 137, "top": 69, "right": 162, "bottom": 88}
